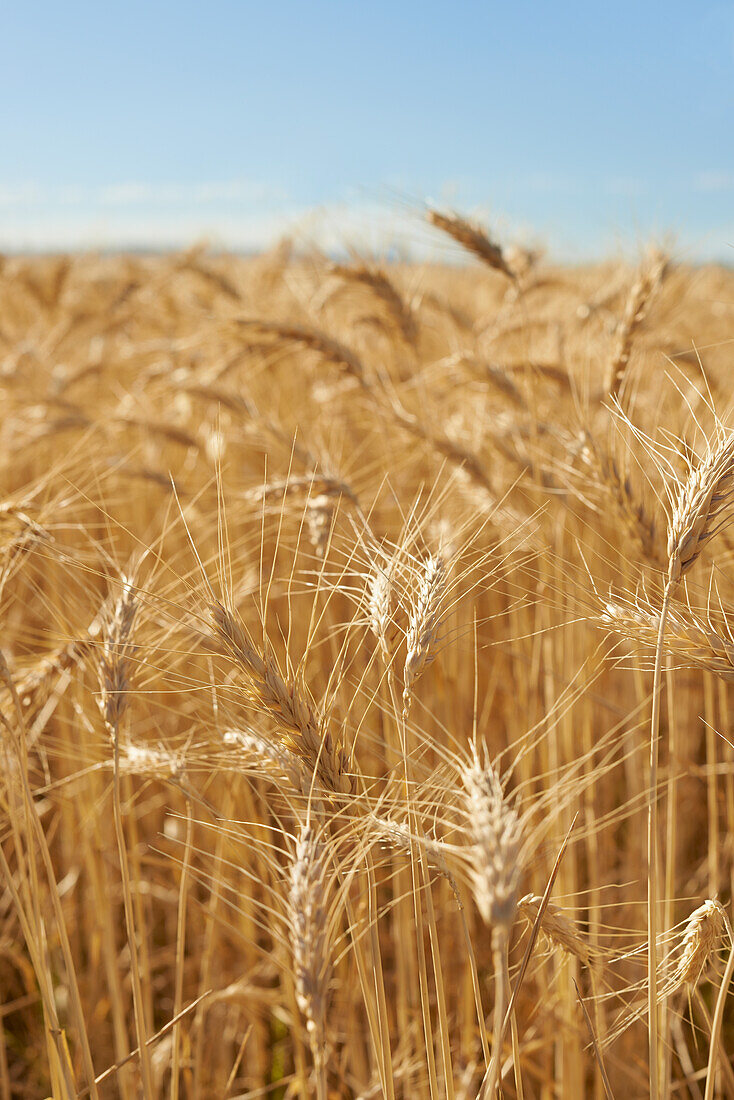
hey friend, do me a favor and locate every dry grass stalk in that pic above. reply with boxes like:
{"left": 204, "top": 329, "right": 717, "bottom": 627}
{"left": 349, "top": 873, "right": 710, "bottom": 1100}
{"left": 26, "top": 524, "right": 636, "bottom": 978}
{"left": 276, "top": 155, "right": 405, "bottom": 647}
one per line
{"left": 704, "top": 906, "right": 734, "bottom": 1100}
{"left": 95, "top": 578, "right": 156, "bottom": 1099}
{"left": 427, "top": 207, "right": 516, "bottom": 280}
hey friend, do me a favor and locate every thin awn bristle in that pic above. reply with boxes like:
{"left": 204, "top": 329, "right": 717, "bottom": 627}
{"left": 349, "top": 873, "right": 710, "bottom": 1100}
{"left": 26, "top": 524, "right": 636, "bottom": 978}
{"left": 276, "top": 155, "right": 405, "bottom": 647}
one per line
{"left": 371, "top": 814, "right": 462, "bottom": 905}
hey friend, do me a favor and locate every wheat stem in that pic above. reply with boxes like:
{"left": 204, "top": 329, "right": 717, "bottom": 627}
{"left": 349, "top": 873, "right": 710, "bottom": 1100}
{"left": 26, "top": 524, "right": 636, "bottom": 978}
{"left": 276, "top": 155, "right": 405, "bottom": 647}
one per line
{"left": 483, "top": 927, "right": 509, "bottom": 1099}
{"left": 648, "top": 580, "right": 672, "bottom": 1098}
{"left": 502, "top": 938, "right": 525, "bottom": 1100}
{"left": 704, "top": 916, "right": 734, "bottom": 1100}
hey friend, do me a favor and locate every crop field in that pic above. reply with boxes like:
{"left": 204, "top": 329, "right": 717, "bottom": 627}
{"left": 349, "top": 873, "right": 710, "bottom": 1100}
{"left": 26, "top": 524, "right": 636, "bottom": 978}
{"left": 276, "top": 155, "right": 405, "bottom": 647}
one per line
{"left": 3, "top": 216, "right": 734, "bottom": 1098}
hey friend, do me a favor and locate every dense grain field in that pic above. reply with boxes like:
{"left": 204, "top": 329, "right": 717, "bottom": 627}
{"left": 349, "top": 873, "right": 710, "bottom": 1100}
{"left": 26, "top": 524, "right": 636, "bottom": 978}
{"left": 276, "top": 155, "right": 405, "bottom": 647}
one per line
{"left": 3, "top": 220, "right": 734, "bottom": 1098}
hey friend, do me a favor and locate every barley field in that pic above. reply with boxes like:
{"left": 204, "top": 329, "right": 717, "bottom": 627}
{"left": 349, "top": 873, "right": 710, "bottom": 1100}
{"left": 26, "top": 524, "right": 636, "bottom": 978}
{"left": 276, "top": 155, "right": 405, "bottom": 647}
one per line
{"left": 2, "top": 215, "right": 734, "bottom": 1098}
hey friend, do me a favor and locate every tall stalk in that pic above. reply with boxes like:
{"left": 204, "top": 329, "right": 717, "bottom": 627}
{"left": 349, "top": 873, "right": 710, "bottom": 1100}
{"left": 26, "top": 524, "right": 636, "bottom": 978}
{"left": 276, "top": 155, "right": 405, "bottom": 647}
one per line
{"left": 704, "top": 910, "right": 734, "bottom": 1100}
{"left": 647, "top": 581, "right": 673, "bottom": 1098}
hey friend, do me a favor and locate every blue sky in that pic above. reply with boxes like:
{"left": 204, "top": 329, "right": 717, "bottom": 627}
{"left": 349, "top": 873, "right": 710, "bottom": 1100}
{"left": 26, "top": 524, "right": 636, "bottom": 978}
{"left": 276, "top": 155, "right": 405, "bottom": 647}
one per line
{"left": 3, "top": 1, "right": 734, "bottom": 259}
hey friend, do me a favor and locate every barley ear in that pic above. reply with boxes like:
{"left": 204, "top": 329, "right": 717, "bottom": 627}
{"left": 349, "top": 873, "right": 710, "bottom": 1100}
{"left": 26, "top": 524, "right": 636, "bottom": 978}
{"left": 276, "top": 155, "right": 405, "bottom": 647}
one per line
{"left": 667, "top": 432, "right": 734, "bottom": 584}
{"left": 288, "top": 823, "right": 333, "bottom": 1100}
{"left": 403, "top": 553, "right": 448, "bottom": 717}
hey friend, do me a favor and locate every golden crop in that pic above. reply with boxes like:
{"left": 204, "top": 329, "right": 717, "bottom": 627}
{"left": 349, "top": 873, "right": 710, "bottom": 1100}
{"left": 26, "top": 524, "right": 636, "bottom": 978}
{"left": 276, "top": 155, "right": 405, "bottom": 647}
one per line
{"left": 2, "top": 223, "right": 734, "bottom": 1097}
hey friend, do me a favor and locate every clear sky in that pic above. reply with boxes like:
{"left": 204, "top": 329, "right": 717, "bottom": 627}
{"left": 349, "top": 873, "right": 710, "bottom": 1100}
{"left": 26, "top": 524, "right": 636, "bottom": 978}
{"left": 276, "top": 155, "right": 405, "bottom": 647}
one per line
{"left": 3, "top": 1, "right": 734, "bottom": 260}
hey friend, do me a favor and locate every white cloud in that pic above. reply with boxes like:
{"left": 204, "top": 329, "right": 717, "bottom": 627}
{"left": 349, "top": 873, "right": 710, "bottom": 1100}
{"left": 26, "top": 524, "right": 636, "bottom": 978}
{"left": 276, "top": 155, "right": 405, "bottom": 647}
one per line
{"left": 0, "top": 183, "right": 46, "bottom": 205}
{"left": 0, "top": 178, "right": 290, "bottom": 210}
{"left": 97, "top": 179, "right": 288, "bottom": 206}
{"left": 0, "top": 201, "right": 422, "bottom": 256}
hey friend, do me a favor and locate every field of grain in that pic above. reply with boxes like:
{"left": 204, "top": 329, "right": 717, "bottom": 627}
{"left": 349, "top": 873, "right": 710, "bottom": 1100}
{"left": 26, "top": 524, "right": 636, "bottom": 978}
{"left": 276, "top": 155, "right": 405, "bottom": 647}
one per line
{"left": 2, "top": 218, "right": 734, "bottom": 1098}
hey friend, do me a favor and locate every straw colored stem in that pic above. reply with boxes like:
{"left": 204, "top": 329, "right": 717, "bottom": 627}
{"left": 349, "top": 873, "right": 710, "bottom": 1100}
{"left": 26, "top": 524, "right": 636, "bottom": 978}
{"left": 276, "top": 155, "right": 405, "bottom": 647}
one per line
{"left": 112, "top": 726, "right": 155, "bottom": 1099}
{"left": 422, "top": 857, "right": 455, "bottom": 1100}
{"left": 704, "top": 923, "right": 734, "bottom": 1100}
{"left": 502, "top": 940, "right": 525, "bottom": 1100}
{"left": 648, "top": 580, "right": 673, "bottom": 1098}
{"left": 170, "top": 801, "right": 192, "bottom": 1100}
{"left": 662, "top": 653, "right": 677, "bottom": 1100}
{"left": 484, "top": 927, "right": 509, "bottom": 1099}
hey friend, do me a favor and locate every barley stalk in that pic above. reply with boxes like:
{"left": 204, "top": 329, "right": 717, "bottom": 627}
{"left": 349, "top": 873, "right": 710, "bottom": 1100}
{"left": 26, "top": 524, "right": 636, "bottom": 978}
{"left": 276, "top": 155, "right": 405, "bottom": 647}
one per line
{"left": 646, "top": 426, "right": 734, "bottom": 1093}
{"left": 462, "top": 751, "right": 524, "bottom": 1096}
{"left": 704, "top": 904, "right": 734, "bottom": 1100}
{"left": 97, "top": 579, "right": 156, "bottom": 1100}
